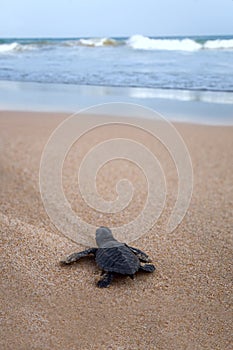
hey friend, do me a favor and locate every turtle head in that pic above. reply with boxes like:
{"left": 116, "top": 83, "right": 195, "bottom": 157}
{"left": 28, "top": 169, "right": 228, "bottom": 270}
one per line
{"left": 96, "top": 226, "right": 117, "bottom": 248}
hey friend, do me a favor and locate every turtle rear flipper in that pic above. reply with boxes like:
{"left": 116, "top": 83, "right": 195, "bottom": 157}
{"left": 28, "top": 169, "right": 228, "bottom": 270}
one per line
{"left": 139, "top": 264, "right": 155, "bottom": 273}
{"left": 126, "top": 245, "right": 152, "bottom": 263}
{"left": 97, "top": 272, "right": 114, "bottom": 288}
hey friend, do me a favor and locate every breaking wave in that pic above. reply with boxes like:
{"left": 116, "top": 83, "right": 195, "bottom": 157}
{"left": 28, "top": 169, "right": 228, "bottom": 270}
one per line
{"left": 1, "top": 36, "right": 233, "bottom": 53}
{"left": 127, "top": 35, "right": 202, "bottom": 51}
{"left": 204, "top": 39, "right": 233, "bottom": 49}
{"left": 62, "top": 38, "right": 119, "bottom": 47}
{"left": 0, "top": 42, "right": 22, "bottom": 52}
{"left": 0, "top": 42, "right": 37, "bottom": 53}
{"left": 79, "top": 37, "right": 118, "bottom": 47}
{"left": 0, "top": 38, "right": 119, "bottom": 53}
{"left": 127, "top": 35, "right": 233, "bottom": 51}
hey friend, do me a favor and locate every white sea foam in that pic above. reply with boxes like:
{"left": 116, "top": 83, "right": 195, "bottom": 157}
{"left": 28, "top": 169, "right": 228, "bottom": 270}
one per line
{"left": 79, "top": 37, "right": 117, "bottom": 47}
{"left": 127, "top": 35, "right": 202, "bottom": 51}
{"left": 204, "top": 39, "right": 233, "bottom": 49}
{"left": 1, "top": 36, "right": 233, "bottom": 53}
{"left": 0, "top": 42, "right": 37, "bottom": 53}
{"left": 127, "top": 35, "right": 233, "bottom": 51}
{"left": 0, "top": 42, "right": 20, "bottom": 52}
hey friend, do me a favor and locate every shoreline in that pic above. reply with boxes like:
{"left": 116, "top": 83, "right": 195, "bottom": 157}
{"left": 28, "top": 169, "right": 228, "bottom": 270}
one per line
{"left": 0, "top": 80, "right": 233, "bottom": 126}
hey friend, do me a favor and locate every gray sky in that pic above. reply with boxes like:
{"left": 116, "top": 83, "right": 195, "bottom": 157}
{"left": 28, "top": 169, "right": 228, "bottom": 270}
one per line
{"left": 0, "top": 0, "right": 232, "bottom": 38}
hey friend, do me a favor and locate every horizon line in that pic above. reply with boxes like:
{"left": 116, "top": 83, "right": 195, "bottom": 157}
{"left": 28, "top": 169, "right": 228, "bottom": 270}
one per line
{"left": 0, "top": 33, "right": 233, "bottom": 40}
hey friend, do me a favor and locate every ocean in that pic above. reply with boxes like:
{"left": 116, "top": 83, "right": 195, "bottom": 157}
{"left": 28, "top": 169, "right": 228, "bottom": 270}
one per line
{"left": 0, "top": 34, "right": 233, "bottom": 124}
{"left": 1, "top": 34, "right": 233, "bottom": 93}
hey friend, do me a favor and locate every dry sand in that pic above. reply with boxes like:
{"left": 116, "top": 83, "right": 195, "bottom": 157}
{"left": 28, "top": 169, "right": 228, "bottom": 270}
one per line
{"left": 0, "top": 111, "right": 232, "bottom": 350}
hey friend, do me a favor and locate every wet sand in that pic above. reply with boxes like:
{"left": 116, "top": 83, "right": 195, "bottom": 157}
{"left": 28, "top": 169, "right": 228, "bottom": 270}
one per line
{"left": 0, "top": 111, "right": 232, "bottom": 349}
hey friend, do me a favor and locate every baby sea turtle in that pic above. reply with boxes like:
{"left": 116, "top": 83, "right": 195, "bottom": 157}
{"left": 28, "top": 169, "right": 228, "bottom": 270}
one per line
{"left": 60, "top": 226, "right": 155, "bottom": 288}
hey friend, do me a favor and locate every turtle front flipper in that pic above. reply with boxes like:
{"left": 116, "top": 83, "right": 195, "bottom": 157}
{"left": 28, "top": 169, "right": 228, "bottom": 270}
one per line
{"left": 97, "top": 272, "right": 114, "bottom": 288}
{"left": 60, "top": 248, "right": 97, "bottom": 265}
{"left": 126, "top": 245, "right": 152, "bottom": 263}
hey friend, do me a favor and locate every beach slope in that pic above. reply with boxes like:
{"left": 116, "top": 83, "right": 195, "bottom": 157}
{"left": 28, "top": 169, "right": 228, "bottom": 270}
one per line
{"left": 0, "top": 111, "right": 232, "bottom": 349}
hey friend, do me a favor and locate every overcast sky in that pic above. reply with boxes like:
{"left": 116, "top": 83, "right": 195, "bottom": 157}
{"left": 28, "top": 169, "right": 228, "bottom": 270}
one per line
{"left": 0, "top": 0, "right": 232, "bottom": 38}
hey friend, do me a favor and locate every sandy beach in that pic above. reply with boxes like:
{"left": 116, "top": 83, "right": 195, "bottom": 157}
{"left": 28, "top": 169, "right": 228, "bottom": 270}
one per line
{"left": 0, "top": 110, "right": 232, "bottom": 350}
